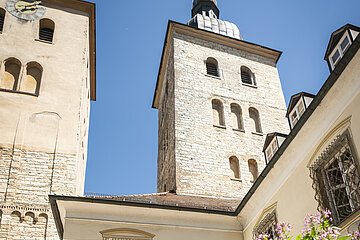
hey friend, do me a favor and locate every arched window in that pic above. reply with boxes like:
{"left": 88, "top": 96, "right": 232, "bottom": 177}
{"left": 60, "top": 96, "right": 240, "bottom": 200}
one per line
{"left": 231, "top": 103, "right": 243, "bottom": 131}
{"left": 206, "top": 57, "right": 219, "bottom": 77}
{"left": 248, "top": 159, "right": 258, "bottom": 182}
{"left": 39, "top": 18, "right": 55, "bottom": 43}
{"left": 229, "top": 156, "right": 240, "bottom": 179}
{"left": 241, "top": 66, "right": 255, "bottom": 85}
{"left": 249, "top": 107, "right": 262, "bottom": 133}
{"left": 20, "top": 62, "right": 42, "bottom": 95}
{"left": 0, "top": 8, "right": 5, "bottom": 33}
{"left": 1, "top": 58, "right": 21, "bottom": 91}
{"left": 212, "top": 99, "right": 225, "bottom": 127}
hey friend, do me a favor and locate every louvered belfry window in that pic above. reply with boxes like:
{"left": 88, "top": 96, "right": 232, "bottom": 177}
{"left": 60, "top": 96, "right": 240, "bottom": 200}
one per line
{"left": 310, "top": 130, "right": 360, "bottom": 224}
{"left": 241, "top": 66, "right": 254, "bottom": 85}
{"left": 206, "top": 58, "right": 219, "bottom": 77}
{"left": 39, "top": 19, "right": 55, "bottom": 43}
{"left": 39, "top": 28, "right": 54, "bottom": 42}
{"left": 0, "top": 8, "right": 5, "bottom": 33}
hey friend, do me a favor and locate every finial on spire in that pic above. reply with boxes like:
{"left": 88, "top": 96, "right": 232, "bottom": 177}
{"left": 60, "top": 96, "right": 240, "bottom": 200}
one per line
{"left": 191, "top": 0, "right": 219, "bottom": 18}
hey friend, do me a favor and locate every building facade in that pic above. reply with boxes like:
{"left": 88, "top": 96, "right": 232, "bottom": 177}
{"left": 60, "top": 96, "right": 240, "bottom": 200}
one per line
{"left": 50, "top": 18, "right": 360, "bottom": 239}
{"left": 153, "top": 0, "right": 289, "bottom": 199}
{"left": 0, "top": 0, "right": 95, "bottom": 239}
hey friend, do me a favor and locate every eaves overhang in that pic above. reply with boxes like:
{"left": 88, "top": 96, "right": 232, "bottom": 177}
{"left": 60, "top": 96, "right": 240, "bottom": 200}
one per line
{"left": 234, "top": 33, "right": 360, "bottom": 216}
{"left": 49, "top": 194, "right": 237, "bottom": 240}
{"left": 43, "top": 0, "right": 97, "bottom": 100}
{"left": 152, "top": 20, "right": 282, "bottom": 109}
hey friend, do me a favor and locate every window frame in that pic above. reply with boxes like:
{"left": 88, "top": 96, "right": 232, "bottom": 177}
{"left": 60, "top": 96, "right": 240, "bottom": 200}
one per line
{"left": 310, "top": 130, "right": 360, "bottom": 225}
{"left": 253, "top": 209, "right": 278, "bottom": 239}
{"left": 289, "top": 98, "right": 305, "bottom": 128}
{"left": 241, "top": 66, "right": 256, "bottom": 87}
{"left": 205, "top": 57, "right": 220, "bottom": 78}
{"left": 265, "top": 138, "right": 279, "bottom": 161}
{"left": 329, "top": 32, "right": 352, "bottom": 70}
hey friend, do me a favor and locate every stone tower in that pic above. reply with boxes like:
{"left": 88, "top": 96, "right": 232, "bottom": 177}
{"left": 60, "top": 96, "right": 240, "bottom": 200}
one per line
{"left": 0, "top": 0, "right": 95, "bottom": 239}
{"left": 153, "top": 0, "right": 289, "bottom": 199}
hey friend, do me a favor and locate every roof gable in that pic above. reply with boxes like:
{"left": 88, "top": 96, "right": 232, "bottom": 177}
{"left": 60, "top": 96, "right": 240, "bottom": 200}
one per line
{"left": 286, "top": 92, "right": 315, "bottom": 117}
{"left": 324, "top": 24, "right": 360, "bottom": 60}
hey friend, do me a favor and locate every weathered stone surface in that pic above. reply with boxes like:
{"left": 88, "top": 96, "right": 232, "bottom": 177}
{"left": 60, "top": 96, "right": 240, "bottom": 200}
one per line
{"left": 0, "top": 0, "right": 93, "bottom": 238}
{"left": 157, "top": 31, "right": 290, "bottom": 199}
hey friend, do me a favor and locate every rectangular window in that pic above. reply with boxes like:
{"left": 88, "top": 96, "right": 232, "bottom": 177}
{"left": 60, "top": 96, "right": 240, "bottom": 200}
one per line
{"left": 266, "top": 139, "right": 279, "bottom": 161}
{"left": 310, "top": 130, "right": 360, "bottom": 224}
{"left": 340, "top": 36, "right": 350, "bottom": 52}
{"left": 290, "top": 100, "right": 306, "bottom": 128}
{"left": 331, "top": 49, "right": 341, "bottom": 66}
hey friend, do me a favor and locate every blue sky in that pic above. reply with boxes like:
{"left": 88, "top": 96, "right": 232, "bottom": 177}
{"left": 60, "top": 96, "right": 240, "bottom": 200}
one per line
{"left": 85, "top": 0, "right": 360, "bottom": 196}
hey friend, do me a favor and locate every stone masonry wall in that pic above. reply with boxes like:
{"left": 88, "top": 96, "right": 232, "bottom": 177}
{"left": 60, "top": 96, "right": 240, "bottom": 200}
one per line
{"left": 157, "top": 41, "right": 177, "bottom": 193}
{"left": 170, "top": 32, "right": 290, "bottom": 199}
{"left": 0, "top": 145, "right": 77, "bottom": 239}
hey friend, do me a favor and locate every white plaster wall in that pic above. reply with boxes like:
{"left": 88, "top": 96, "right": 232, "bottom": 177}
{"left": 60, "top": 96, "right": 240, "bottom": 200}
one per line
{"left": 241, "top": 50, "right": 360, "bottom": 239}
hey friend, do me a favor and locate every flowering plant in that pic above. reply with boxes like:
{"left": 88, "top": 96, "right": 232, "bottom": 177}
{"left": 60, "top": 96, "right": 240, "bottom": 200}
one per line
{"left": 256, "top": 210, "right": 359, "bottom": 240}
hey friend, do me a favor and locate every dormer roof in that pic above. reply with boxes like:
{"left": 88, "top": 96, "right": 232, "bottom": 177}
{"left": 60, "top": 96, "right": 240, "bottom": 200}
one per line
{"left": 262, "top": 132, "right": 288, "bottom": 152}
{"left": 286, "top": 92, "right": 315, "bottom": 117}
{"left": 324, "top": 24, "right": 360, "bottom": 60}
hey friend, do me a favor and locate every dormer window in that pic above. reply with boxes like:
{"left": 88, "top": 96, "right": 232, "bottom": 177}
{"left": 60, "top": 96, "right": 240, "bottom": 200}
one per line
{"left": 325, "top": 24, "right": 360, "bottom": 71}
{"left": 286, "top": 92, "right": 315, "bottom": 130}
{"left": 329, "top": 33, "right": 351, "bottom": 69}
{"left": 289, "top": 99, "right": 305, "bottom": 127}
{"left": 263, "top": 133, "right": 287, "bottom": 164}
{"left": 265, "top": 138, "right": 278, "bottom": 162}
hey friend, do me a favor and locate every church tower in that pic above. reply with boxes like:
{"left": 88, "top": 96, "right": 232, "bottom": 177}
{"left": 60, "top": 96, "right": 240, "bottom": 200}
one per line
{"left": 0, "top": 0, "right": 95, "bottom": 239}
{"left": 153, "top": 0, "right": 289, "bottom": 199}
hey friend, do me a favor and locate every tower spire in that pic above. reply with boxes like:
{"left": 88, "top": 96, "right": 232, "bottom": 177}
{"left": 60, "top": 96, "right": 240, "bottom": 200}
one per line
{"left": 192, "top": 0, "right": 219, "bottom": 18}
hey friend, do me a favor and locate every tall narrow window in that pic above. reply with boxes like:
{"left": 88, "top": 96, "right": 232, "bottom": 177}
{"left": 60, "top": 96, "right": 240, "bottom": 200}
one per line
{"left": 206, "top": 57, "right": 219, "bottom": 77}
{"left": 0, "top": 8, "right": 5, "bottom": 33}
{"left": 229, "top": 156, "right": 240, "bottom": 179}
{"left": 241, "top": 66, "right": 255, "bottom": 85}
{"left": 249, "top": 107, "right": 262, "bottom": 133}
{"left": 39, "top": 18, "right": 55, "bottom": 43}
{"left": 1, "top": 58, "right": 21, "bottom": 91}
{"left": 212, "top": 99, "right": 225, "bottom": 127}
{"left": 248, "top": 159, "right": 258, "bottom": 182}
{"left": 19, "top": 62, "right": 42, "bottom": 95}
{"left": 231, "top": 103, "right": 243, "bottom": 131}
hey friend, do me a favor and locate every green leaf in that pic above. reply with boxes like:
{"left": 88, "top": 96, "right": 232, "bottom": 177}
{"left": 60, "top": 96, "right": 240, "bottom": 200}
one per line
{"left": 337, "top": 236, "right": 351, "bottom": 240}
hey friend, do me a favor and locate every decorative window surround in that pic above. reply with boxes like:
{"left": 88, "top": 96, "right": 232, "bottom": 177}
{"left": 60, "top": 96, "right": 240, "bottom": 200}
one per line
{"left": 253, "top": 209, "right": 278, "bottom": 239}
{"left": 310, "top": 130, "right": 360, "bottom": 225}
